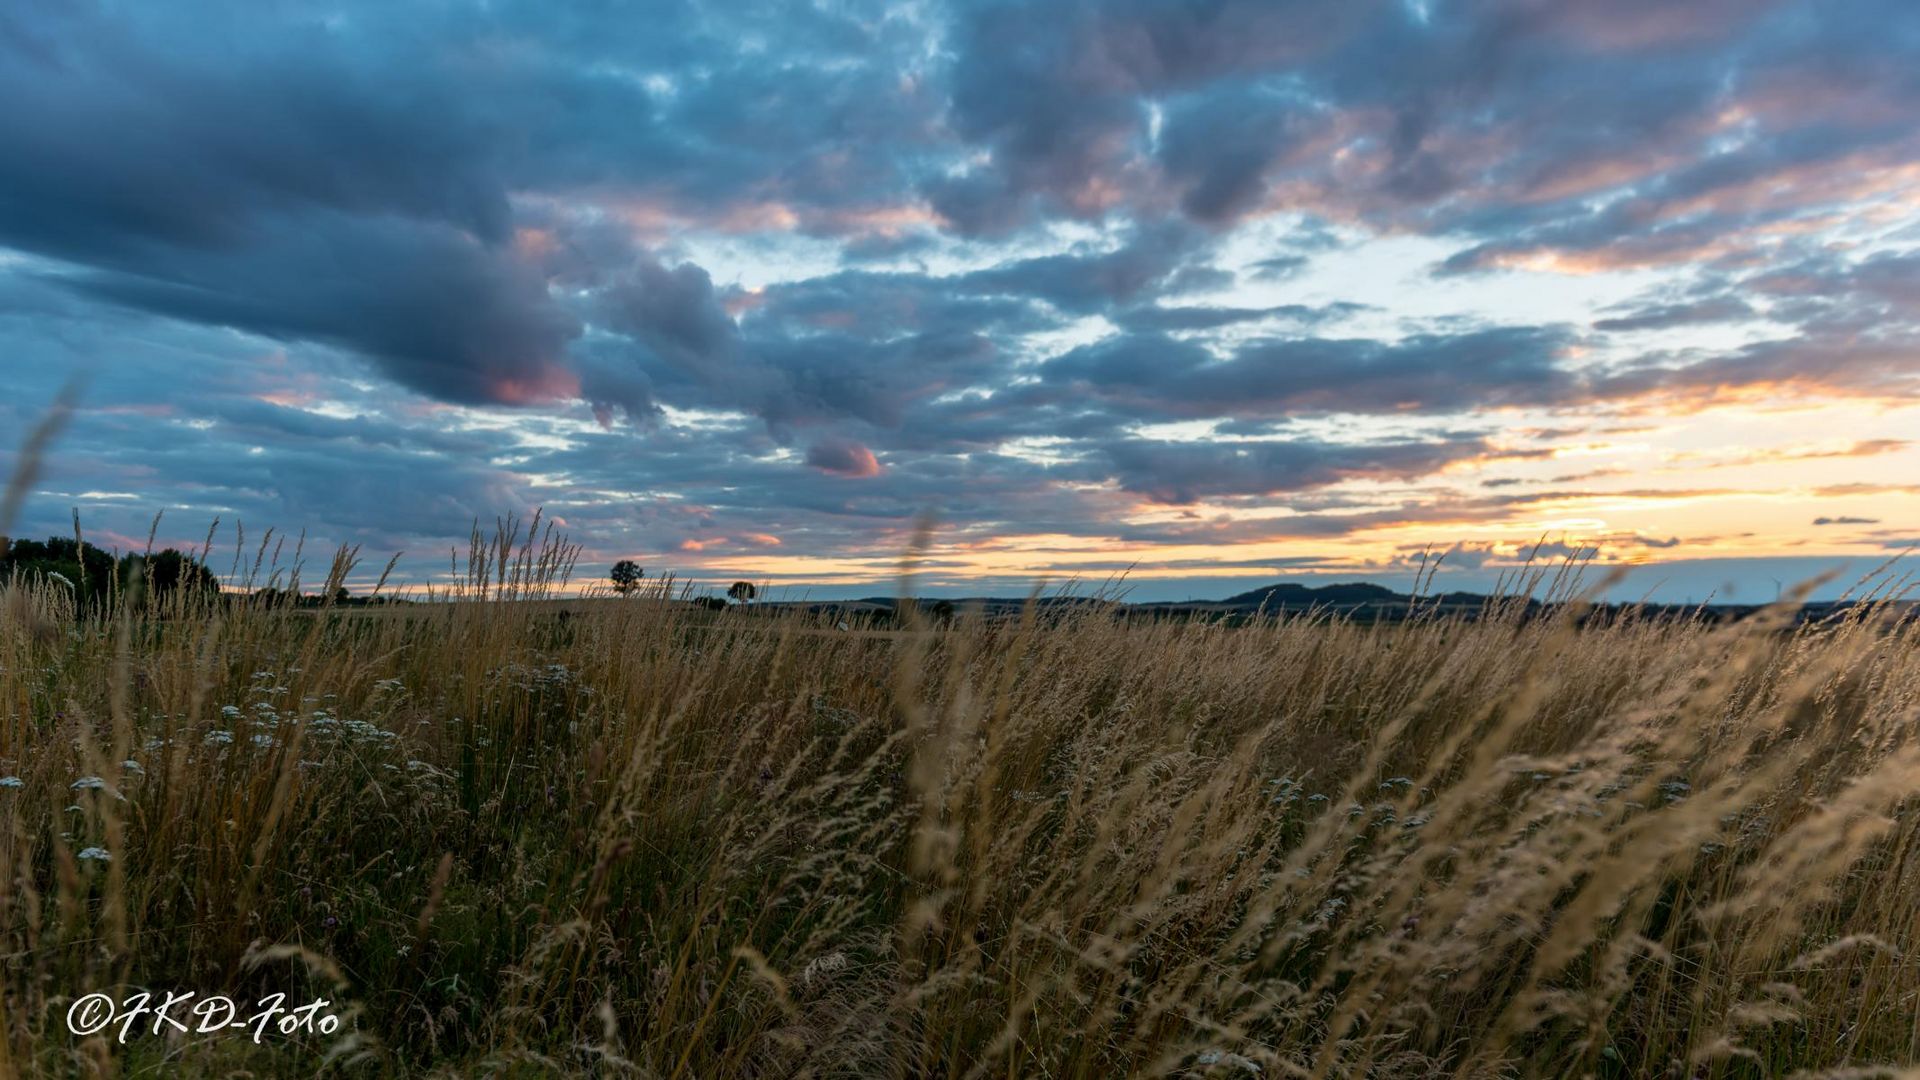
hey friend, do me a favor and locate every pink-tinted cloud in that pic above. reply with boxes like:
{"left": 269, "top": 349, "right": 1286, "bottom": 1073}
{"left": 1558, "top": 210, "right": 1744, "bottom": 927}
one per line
{"left": 804, "top": 438, "right": 882, "bottom": 477}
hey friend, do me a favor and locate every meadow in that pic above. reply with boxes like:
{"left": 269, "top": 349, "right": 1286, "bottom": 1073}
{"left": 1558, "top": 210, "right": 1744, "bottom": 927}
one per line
{"left": 2, "top": 523, "right": 1919, "bottom": 1077}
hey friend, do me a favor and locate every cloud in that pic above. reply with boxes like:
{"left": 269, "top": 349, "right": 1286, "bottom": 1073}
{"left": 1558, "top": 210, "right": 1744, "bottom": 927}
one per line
{"left": 1593, "top": 296, "right": 1757, "bottom": 332}
{"left": 4, "top": 0, "right": 1920, "bottom": 594}
{"left": 59, "top": 214, "right": 581, "bottom": 406}
{"left": 956, "top": 223, "right": 1211, "bottom": 313}
{"left": 1037, "top": 325, "right": 1579, "bottom": 420}
{"left": 1093, "top": 435, "right": 1490, "bottom": 503}
{"left": 1813, "top": 516, "right": 1882, "bottom": 526}
{"left": 804, "top": 438, "right": 883, "bottom": 478}
{"left": 929, "top": 0, "right": 1376, "bottom": 232}
{"left": 0, "top": 0, "right": 953, "bottom": 410}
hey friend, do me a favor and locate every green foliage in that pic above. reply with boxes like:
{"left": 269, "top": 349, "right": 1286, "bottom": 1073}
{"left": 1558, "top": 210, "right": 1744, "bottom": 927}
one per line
{"left": 0, "top": 536, "right": 217, "bottom": 610}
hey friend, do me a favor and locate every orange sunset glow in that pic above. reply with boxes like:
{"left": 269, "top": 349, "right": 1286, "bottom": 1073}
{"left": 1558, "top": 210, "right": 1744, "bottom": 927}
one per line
{"left": 3, "top": 0, "right": 1918, "bottom": 604}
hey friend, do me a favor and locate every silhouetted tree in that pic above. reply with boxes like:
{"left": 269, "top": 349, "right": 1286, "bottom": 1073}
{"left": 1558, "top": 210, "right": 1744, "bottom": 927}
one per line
{"left": 610, "top": 560, "right": 644, "bottom": 595}
{"left": 124, "top": 549, "right": 221, "bottom": 600}
{"left": 727, "top": 581, "right": 757, "bottom": 605}
{"left": 0, "top": 537, "right": 116, "bottom": 606}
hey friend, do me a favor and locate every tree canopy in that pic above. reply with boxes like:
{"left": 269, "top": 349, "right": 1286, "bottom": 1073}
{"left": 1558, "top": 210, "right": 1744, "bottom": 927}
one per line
{"left": 0, "top": 537, "right": 220, "bottom": 608}
{"left": 610, "top": 559, "right": 644, "bottom": 595}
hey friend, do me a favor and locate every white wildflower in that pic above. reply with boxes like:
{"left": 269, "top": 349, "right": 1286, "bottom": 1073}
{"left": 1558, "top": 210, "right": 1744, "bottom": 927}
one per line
{"left": 76, "top": 847, "right": 111, "bottom": 862}
{"left": 1194, "top": 1050, "right": 1262, "bottom": 1074}
{"left": 799, "top": 951, "right": 849, "bottom": 989}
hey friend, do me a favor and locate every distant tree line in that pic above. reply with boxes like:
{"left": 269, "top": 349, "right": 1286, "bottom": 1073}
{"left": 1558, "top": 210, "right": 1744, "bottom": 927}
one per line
{"left": 0, "top": 536, "right": 219, "bottom": 609}
{"left": 1, "top": 536, "right": 394, "bottom": 611}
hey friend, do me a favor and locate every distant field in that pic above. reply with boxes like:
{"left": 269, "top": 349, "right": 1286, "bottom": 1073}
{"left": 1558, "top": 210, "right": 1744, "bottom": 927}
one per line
{"left": 3, "top": 546, "right": 1919, "bottom": 1077}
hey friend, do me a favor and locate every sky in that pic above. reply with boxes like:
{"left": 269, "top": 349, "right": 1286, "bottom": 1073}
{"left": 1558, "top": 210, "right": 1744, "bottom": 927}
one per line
{"left": 3, "top": 0, "right": 1919, "bottom": 603}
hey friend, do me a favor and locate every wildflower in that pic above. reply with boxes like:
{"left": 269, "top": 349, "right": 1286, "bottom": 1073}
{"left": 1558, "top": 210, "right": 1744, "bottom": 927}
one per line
{"left": 121, "top": 759, "right": 144, "bottom": 774}
{"left": 76, "top": 847, "right": 111, "bottom": 862}
{"left": 1193, "top": 1050, "right": 1261, "bottom": 1075}
{"left": 71, "top": 776, "right": 108, "bottom": 790}
{"left": 799, "top": 951, "right": 849, "bottom": 989}
{"left": 0, "top": 776, "right": 23, "bottom": 789}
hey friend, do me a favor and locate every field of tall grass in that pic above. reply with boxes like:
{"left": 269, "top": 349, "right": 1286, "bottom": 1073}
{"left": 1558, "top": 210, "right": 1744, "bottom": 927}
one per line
{"left": 3, "top": 521, "right": 1919, "bottom": 1077}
